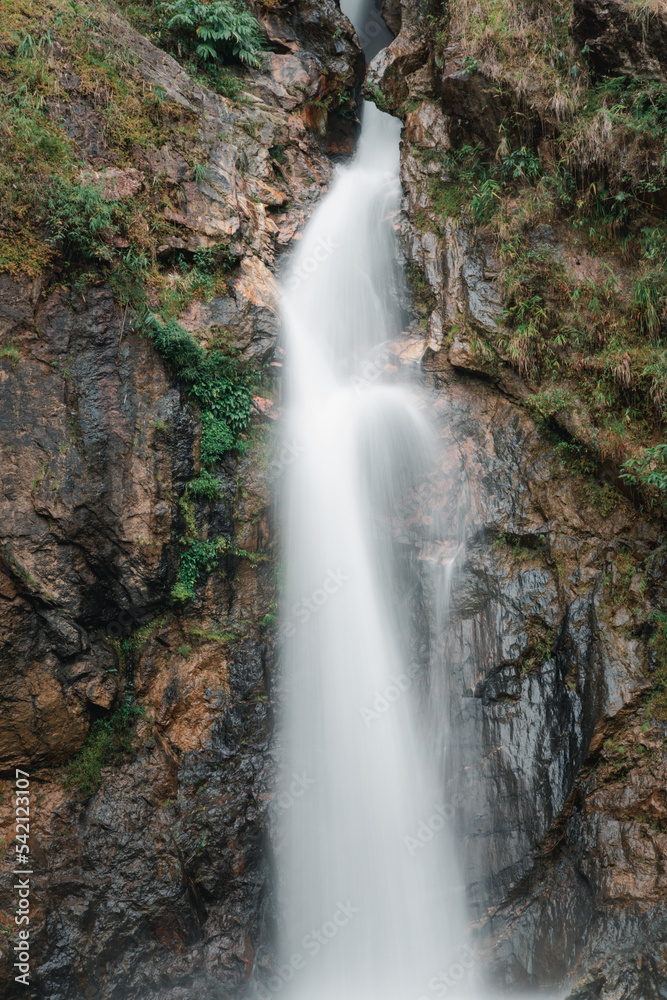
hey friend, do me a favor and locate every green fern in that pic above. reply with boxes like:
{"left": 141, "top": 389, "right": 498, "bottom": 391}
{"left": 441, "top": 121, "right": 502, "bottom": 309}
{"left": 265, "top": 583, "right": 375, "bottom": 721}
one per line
{"left": 160, "top": 0, "right": 265, "bottom": 68}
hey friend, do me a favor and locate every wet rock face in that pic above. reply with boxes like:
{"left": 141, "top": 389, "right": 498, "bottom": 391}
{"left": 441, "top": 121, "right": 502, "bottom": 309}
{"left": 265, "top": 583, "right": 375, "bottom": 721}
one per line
{"left": 12, "top": 624, "right": 273, "bottom": 1000}
{"left": 572, "top": 0, "right": 667, "bottom": 81}
{"left": 0, "top": 280, "right": 272, "bottom": 998}
{"left": 397, "top": 369, "right": 664, "bottom": 997}
{"left": 0, "top": 278, "right": 177, "bottom": 769}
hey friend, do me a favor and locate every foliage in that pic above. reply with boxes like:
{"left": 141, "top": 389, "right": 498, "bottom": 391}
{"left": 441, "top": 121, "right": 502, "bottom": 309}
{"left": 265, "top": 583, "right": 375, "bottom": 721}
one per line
{"left": 498, "top": 243, "right": 565, "bottom": 377}
{"left": 525, "top": 386, "right": 573, "bottom": 421}
{"left": 148, "top": 315, "right": 206, "bottom": 371}
{"left": 110, "top": 248, "right": 151, "bottom": 307}
{"left": 200, "top": 411, "right": 236, "bottom": 465}
{"left": 144, "top": 314, "right": 253, "bottom": 457}
{"left": 633, "top": 270, "right": 667, "bottom": 340}
{"left": 172, "top": 532, "right": 266, "bottom": 602}
{"left": 186, "top": 469, "right": 223, "bottom": 501}
{"left": 171, "top": 536, "right": 231, "bottom": 602}
{"left": 646, "top": 610, "right": 667, "bottom": 721}
{"left": 139, "top": 313, "right": 255, "bottom": 602}
{"left": 159, "top": 0, "right": 265, "bottom": 67}
{"left": 500, "top": 146, "right": 542, "bottom": 182}
{"left": 45, "top": 179, "right": 117, "bottom": 262}
{"left": 424, "top": 141, "right": 542, "bottom": 231}
{"left": 621, "top": 444, "right": 667, "bottom": 492}
{"left": 65, "top": 698, "right": 145, "bottom": 798}
{"left": 158, "top": 246, "right": 235, "bottom": 319}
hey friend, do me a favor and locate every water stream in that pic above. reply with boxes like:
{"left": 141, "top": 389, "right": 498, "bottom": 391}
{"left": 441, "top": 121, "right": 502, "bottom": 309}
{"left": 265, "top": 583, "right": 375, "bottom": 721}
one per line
{"left": 275, "top": 3, "right": 476, "bottom": 998}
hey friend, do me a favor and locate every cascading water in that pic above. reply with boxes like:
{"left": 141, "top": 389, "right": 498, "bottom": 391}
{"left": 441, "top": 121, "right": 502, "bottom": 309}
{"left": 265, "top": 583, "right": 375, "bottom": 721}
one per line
{"left": 274, "top": 3, "right": 476, "bottom": 998}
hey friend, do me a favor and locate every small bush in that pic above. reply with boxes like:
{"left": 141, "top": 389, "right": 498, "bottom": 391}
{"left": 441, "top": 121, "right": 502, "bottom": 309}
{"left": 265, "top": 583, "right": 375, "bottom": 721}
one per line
{"left": 621, "top": 444, "right": 667, "bottom": 492}
{"left": 172, "top": 536, "right": 230, "bottom": 602}
{"left": 149, "top": 316, "right": 206, "bottom": 371}
{"left": 110, "top": 248, "right": 151, "bottom": 308}
{"left": 65, "top": 698, "right": 145, "bottom": 798}
{"left": 186, "top": 469, "right": 223, "bottom": 501}
{"left": 501, "top": 146, "right": 542, "bottom": 182}
{"left": 45, "top": 179, "right": 116, "bottom": 262}
{"left": 159, "top": 0, "right": 265, "bottom": 67}
{"left": 200, "top": 412, "right": 236, "bottom": 465}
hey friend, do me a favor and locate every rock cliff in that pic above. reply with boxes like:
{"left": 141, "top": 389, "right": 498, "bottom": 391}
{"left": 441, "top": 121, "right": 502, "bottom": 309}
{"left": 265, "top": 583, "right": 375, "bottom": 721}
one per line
{"left": 369, "top": 0, "right": 667, "bottom": 994}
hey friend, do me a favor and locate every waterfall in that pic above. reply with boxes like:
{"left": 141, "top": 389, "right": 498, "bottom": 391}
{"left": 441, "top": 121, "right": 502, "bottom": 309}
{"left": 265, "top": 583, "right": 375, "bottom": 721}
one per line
{"left": 272, "top": 3, "right": 476, "bottom": 999}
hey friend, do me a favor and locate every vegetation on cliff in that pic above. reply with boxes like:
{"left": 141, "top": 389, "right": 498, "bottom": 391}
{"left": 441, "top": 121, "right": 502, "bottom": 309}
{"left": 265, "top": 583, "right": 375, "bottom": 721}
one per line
{"left": 0, "top": 0, "right": 276, "bottom": 614}
{"left": 401, "top": 0, "right": 667, "bottom": 514}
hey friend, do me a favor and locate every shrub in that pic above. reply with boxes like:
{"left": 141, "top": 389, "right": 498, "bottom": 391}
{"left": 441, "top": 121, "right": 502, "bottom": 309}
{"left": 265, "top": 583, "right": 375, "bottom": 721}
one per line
{"left": 186, "top": 469, "right": 223, "bottom": 501}
{"left": 45, "top": 179, "right": 116, "bottom": 262}
{"left": 110, "top": 248, "right": 151, "bottom": 308}
{"left": 159, "top": 0, "right": 265, "bottom": 67}
{"left": 172, "top": 536, "right": 230, "bottom": 602}
{"left": 501, "top": 146, "right": 542, "bottom": 182}
{"left": 149, "top": 316, "right": 206, "bottom": 371}
{"left": 200, "top": 412, "right": 236, "bottom": 465}
{"left": 65, "top": 698, "right": 145, "bottom": 798}
{"left": 621, "top": 444, "right": 667, "bottom": 491}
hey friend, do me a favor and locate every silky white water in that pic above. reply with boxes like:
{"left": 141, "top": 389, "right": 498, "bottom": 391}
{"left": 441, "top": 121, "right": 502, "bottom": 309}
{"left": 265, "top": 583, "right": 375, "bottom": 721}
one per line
{"left": 275, "top": 3, "right": 475, "bottom": 998}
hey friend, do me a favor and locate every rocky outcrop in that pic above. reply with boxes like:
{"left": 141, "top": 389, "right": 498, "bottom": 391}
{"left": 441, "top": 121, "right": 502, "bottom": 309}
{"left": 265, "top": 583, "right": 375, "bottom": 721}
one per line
{"left": 572, "top": 0, "right": 667, "bottom": 81}
{"left": 420, "top": 372, "right": 663, "bottom": 992}
{"left": 376, "top": 343, "right": 665, "bottom": 996}
{"left": 369, "top": 0, "right": 667, "bottom": 994}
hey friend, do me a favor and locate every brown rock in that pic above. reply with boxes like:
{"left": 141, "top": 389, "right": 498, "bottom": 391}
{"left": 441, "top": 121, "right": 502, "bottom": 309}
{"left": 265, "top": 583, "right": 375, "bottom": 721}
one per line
{"left": 0, "top": 656, "right": 89, "bottom": 769}
{"left": 381, "top": 0, "right": 402, "bottom": 34}
{"left": 78, "top": 167, "right": 145, "bottom": 201}
{"left": 573, "top": 0, "right": 667, "bottom": 80}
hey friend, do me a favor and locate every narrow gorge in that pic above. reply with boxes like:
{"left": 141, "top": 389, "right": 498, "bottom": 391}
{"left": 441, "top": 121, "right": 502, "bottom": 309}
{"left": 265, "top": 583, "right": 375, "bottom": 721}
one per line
{"left": 0, "top": 0, "right": 666, "bottom": 998}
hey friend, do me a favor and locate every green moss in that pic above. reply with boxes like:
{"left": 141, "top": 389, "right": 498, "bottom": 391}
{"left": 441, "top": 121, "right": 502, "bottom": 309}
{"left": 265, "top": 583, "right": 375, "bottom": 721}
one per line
{"left": 0, "top": 233, "right": 52, "bottom": 279}
{"left": 0, "top": 343, "right": 20, "bottom": 368}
